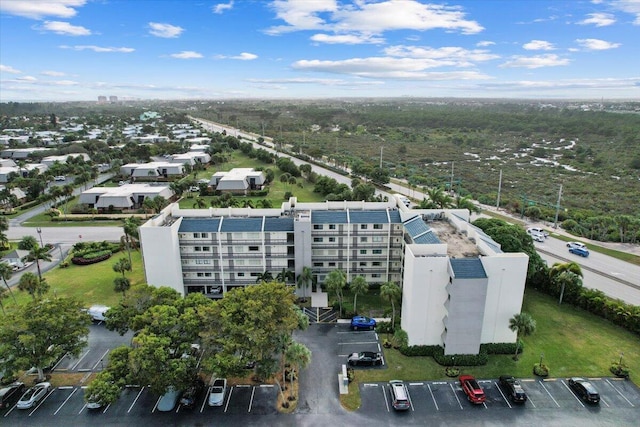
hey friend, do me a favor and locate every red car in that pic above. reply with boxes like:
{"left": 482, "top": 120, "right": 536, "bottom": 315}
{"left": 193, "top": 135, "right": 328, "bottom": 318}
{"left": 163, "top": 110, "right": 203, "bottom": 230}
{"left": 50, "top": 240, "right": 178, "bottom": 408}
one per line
{"left": 459, "top": 375, "right": 486, "bottom": 404}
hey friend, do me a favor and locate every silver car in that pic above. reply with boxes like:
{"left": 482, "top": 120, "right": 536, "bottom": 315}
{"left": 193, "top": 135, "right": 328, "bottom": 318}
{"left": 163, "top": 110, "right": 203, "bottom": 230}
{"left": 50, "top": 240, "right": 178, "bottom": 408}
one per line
{"left": 16, "top": 382, "right": 51, "bottom": 409}
{"left": 207, "top": 378, "right": 227, "bottom": 406}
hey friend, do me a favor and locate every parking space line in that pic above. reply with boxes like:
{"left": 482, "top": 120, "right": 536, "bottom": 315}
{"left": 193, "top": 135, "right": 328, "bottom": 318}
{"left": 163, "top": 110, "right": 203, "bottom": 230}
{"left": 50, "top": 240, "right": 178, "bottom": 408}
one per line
{"left": 538, "top": 381, "right": 560, "bottom": 407}
{"left": 224, "top": 386, "right": 234, "bottom": 413}
{"left": 248, "top": 386, "right": 256, "bottom": 412}
{"left": 449, "top": 383, "right": 463, "bottom": 409}
{"left": 561, "top": 380, "right": 585, "bottom": 408}
{"left": 605, "top": 379, "right": 635, "bottom": 407}
{"left": 200, "top": 386, "right": 211, "bottom": 412}
{"left": 600, "top": 396, "right": 610, "bottom": 407}
{"left": 526, "top": 394, "right": 536, "bottom": 408}
{"left": 152, "top": 395, "right": 161, "bottom": 413}
{"left": 102, "top": 402, "right": 111, "bottom": 414}
{"left": 78, "top": 403, "right": 87, "bottom": 414}
{"left": 494, "top": 381, "right": 511, "bottom": 409}
{"left": 53, "top": 352, "right": 69, "bottom": 371}
{"left": 29, "top": 388, "right": 55, "bottom": 416}
{"left": 338, "top": 341, "right": 379, "bottom": 345}
{"left": 71, "top": 349, "right": 90, "bottom": 370}
{"left": 382, "top": 384, "right": 390, "bottom": 412}
{"left": 427, "top": 384, "right": 439, "bottom": 411}
{"left": 406, "top": 387, "right": 415, "bottom": 411}
{"left": 127, "top": 386, "right": 145, "bottom": 413}
{"left": 92, "top": 349, "right": 110, "bottom": 371}
{"left": 54, "top": 387, "right": 78, "bottom": 414}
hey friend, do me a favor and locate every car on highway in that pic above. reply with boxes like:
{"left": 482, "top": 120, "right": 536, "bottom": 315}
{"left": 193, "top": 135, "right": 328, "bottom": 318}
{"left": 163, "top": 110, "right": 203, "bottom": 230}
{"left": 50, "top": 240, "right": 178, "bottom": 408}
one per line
{"left": 498, "top": 375, "right": 527, "bottom": 403}
{"left": 569, "top": 246, "right": 589, "bottom": 257}
{"left": 350, "top": 315, "right": 376, "bottom": 331}
{"left": 530, "top": 232, "right": 545, "bottom": 242}
{"left": 179, "top": 377, "right": 205, "bottom": 409}
{"left": 348, "top": 351, "right": 383, "bottom": 367}
{"left": 527, "top": 227, "right": 549, "bottom": 238}
{"left": 207, "top": 378, "right": 227, "bottom": 407}
{"left": 0, "top": 381, "right": 25, "bottom": 409}
{"left": 459, "top": 375, "right": 486, "bottom": 404}
{"left": 567, "top": 242, "right": 587, "bottom": 250}
{"left": 568, "top": 377, "right": 600, "bottom": 404}
{"left": 16, "top": 382, "right": 51, "bottom": 409}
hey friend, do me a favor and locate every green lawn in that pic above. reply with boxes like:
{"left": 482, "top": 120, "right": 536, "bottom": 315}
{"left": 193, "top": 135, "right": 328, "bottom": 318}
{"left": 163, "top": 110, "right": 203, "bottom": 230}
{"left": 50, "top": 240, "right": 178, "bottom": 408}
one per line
{"left": 3, "top": 250, "right": 146, "bottom": 310}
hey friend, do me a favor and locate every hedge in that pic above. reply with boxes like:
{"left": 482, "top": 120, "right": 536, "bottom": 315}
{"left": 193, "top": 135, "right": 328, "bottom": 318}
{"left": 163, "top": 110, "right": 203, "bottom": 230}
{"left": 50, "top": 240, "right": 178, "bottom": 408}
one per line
{"left": 71, "top": 252, "right": 112, "bottom": 265}
{"left": 480, "top": 341, "right": 522, "bottom": 355}
{"left": 398, "top": 345, "right": 489, "bottom": 366}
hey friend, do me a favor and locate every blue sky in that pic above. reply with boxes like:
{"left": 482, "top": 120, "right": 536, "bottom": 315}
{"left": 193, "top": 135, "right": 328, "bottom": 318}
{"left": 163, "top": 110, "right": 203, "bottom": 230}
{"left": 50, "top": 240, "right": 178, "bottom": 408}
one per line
{"left": 1, "top": 0, "right": 639, "bottom": 101}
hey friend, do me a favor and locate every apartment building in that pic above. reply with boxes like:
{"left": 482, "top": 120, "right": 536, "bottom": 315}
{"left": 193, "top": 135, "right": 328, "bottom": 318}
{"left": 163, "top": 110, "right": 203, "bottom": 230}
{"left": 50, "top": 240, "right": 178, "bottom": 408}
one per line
{"left": 139, "top": 197, "right": 528, "bottom": 355}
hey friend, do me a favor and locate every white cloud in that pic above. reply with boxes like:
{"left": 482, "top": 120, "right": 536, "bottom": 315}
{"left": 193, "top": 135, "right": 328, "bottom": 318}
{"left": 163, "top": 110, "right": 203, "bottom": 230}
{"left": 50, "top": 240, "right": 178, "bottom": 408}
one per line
{"left": 383, "top": 45, "right": 499, "bottom": 66}
{"left": 500, "top": 54, "right": 570, "bottom": 68}
{"left": 311, "top": 33, "right": 384, "bottom": 44}
{"left": 41, "top": 21, "right": 91, "bottom": 36}
{"left": 610, "top": 0, "right": 640, "bottom": 25}
{"left": 523, "top": 40, "right": 555, "bottom": 51}
{"left": 41, "top": 70, "right": 66, "bottom": 76}
{"left": 169, "top": 51, "right": 203, "bottom": 59}
{"left": 16, "top": 76, "right": 38, "bottom": 82}
{"left": 476, "top": 41, "right": 495, "bottom": 47}
{"left": 577, "top": 12, "right": 616, "bottom": 26}
{"left": 148, "top": 22, "right": 184, "bottom": 38}
{"left": 0, "top": 64, "right": 22, "bottom": 74}
{"left": 215, "top": 52, "right": 258, "bottom": 60}
{"left": 0, "top": 0, "right": 86, "bottom": 19}
{"left": 575, "top": 38, "right": 621, "bottom": 50}
{"left": 266, "top": 0, "right": 483, "bottom": 36}
{"left": 52, "top": 80, "right": 77, "bottom": 86}
{"left": 247, "top": 77, "right": 382, "bottom": 86}
{"left": 292, "top": 57, "right": 491, "bottom": 80}
{"left": 59, "top": 45, "right": 135, "bottom": 52}
{"left": 213, "top": 1, "right": 234, "bottom": 14}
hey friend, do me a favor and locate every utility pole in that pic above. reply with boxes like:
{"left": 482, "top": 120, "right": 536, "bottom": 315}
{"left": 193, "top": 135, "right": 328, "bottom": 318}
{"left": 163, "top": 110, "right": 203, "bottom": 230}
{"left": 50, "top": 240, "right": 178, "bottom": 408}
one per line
{"left": 553, "top": 184, "right": 563, "bottom": 229}
{"left": 379, "top": 145, "right": 383, "bottom": 168}
{"left": 450, "top": 161, "right": 454, "bottom": 196}
{"left": 496, "top": 169, "right": 502, "bottom": 209}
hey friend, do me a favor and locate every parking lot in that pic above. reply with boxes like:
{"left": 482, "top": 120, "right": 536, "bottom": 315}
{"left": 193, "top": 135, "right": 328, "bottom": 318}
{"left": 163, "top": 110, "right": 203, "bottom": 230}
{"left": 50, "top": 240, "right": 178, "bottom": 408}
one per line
{"left": 335, "top": 322, "right": 384, "bottom": 368}
{"left": 358, "top": 376, "right": 640, "bottom": 417}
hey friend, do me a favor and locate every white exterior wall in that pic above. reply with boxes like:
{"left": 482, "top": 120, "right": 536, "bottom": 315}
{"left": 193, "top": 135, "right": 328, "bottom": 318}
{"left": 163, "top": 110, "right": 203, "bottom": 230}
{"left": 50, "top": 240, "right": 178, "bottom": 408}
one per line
{"left": 401, "top": 249, "right": 450, "bottom": 347}
{"left": 140, "top": 215, "right": 185, "bottom": 295}
{"left": 480, "top": 253, "right": 529, "bottom": 344}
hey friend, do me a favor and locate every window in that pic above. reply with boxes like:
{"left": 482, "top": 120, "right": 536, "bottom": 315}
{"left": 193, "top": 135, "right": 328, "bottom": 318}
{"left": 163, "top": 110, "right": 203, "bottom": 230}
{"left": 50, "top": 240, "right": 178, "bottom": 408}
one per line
{"left": 313, "top": 224, "right": 323, "bottom": 230}
{"left": 372, "top": 262, "right": 382, "bottom": 266}
{"left": 360, "top": 224, "right": 368, "bottom": 230}
{"left": 313, "top": 237, "right": 323, "bottom": 243}
{"left": 248, "top": 246, "right": 259, "bottom": 251}
{"left": 193, "top": 233, "right": 200, "bottom": 238}
{"left": 328, "top": 262, "right": 336, "bottom": 267}
{"left": 237, "top": 272, "right": 245, "bottom": 277}
{"left": 372, "top": 273, "right": 381, "bottom": 278}
{"left": 201, "top": 233, "right": 208, "bottom": 238}
{"left": 250, "top": 272, "right": 261, "bottom": 277}
{"left": 373, "top": 249, "right": 382, "bottom": 254}
{"left": 194, "top": 247, "right": 201, "bottom": 252}
{"left": 205, "top": 272, "right": 212, "bottom": 277}
{"left": 373, "top": 224, "right": 383, "bottom": 229}
{"left": 313, "top": 262, "right": 323, "bottom": 267}
{"left": 329, "top": 224, "right": 336, "bottom": 230}
{"left": 195, "top": 259, "right": 211, "bottom": 265}
{"left": 202, "top": 246, "right": 210, "bottom": 252}
{"left": 197, "top": 273, "right": 204, "bottom": 277}
{"left": 360, "top": 237, "right": 368, "bottom": 242}
{"left": 329, "top": 237, "right": 336, "bottom": 242}
{"left": 373, "top": 236, "right": 383, "bottom": 243}
{"left": 359, "top": 262, "right": 367, "bottom": 267}
{"left": 360, "top": 249, "right": 367, "bottom": 255}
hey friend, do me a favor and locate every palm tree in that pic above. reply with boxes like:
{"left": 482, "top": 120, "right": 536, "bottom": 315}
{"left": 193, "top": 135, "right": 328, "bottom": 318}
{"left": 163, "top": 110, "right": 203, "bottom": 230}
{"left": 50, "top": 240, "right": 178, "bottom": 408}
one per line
{"left": 325, "top": 269, "right": 347, "bottom": 316}
{"left": 192, "top": 197, "right": 207, "bottom": 209}
{"left": 549, "top": 261, "right": 583, "bottom": 305}
{"left": 23, "top": 245, "right": 52, "bottom": 281}
{"left": 122, "top": 217, "right": 141, "bottom": 266}
{"left": 350, "top": 276, "right": 369, "bottom": 315}
{"left": 296, "top": 266, "right": 313, "bottom": 302}
{"left": 113, "top": 258, "right": 132, "bottom": 278}
{"left": 0, "top": 262, "right": 17, "bottom": 304}
{"left": 113, "top": 276, "right": 131, "bottom": 296}
{"left": 62, "top": 184, "right": 74, "bottom": 214}
{"left": 508, "top": 312, "right": 536, "bottom": 360}
{"left": 256, "top": 270, "right": 273, "bottom": 283}
{"left": 380, "top": 281, "right": 402, "bottom": 330}
{"left": 0, "top": 286, "right": 8, "bottom": 314}
{"left": 284, "top": 341, "right": 312, "bottom": 400}
{"left": 18, "top": 272, "right": 49, "bottom": 300}
{"left": 275, "top": 268, "right": 294, "bottom": 284}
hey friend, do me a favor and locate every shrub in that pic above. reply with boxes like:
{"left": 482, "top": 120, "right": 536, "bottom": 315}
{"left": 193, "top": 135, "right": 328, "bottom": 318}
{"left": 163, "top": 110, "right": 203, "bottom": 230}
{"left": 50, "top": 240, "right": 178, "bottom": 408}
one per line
{"left": 610, "top": 362, "right": 630, "bottom": 379}
{"left": 375, "top": 321, "right": 394, "bottom": 334}
{"left": 480, "top": 342, "right": 522, "bottom": 355}
{"left": 533, "top": 363, "right": 549, "bottom": 377}
{"left": 399, "top": 345, "right": 440, "bottom": 357}
{"left": 433, "top": 350, "right": 488, "bottom": 367}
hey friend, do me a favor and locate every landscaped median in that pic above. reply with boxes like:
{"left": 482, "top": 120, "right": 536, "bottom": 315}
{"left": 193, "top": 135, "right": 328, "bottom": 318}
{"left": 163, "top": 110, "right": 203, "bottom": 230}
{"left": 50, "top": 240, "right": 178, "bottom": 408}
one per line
{"left": 339, "top": 289, "right": 639, "bottom": 411}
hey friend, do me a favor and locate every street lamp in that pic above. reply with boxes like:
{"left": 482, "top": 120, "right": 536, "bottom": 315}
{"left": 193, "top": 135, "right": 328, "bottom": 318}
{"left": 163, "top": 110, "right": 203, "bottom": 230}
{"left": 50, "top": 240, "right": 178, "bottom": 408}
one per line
{"left": 619, "top": 352, "right": 624, "bottom": 365}
{"left": 539, "top": 352, "right": 544, "bottom": 366}
{"left": 36, "top": 227, "right": 43, "bottom": 247}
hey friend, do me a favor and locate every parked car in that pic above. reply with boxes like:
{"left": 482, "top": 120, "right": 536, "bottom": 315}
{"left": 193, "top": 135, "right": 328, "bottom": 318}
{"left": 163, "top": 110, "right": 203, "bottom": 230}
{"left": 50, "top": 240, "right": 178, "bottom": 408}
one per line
{"left": 156, "top": 386, "right": 182, "bottom": 412}
{"left": 16, "top": 382, "right": 51, "bottom": 409}
{"left": 388, "top": 380, "right": 411, "bottom": 411}
{"left": 54, "top": 175, "right": 66, "bottom": 182}
{"left": 459, "top": 375, "right": 486, "bottom": 404}
{"left": 86, "top": 305, "right": 110, "bottom": 322}
{"left": 568, "top": 377, "right": 600, "bottom": 404}
{"left": 207, "top": 378, "right": 227, "bottom": 407}
{"left": 179, "top": 377, "right": 205, "bottom": 409}
{"left": 85, "top": 392, "right": 106, "bottom": 410}
{"left": 347, "top": 351, "right": 383, "bottom": 367}
{"left": 0, "top": 381, "right": 25, "bottom": 409}
{"left": 498, "top": 375, "right": 527, "bottom": 403}
{"left": 566, "top": 242, "right": 587, "bottom": 250}
{"left": 569, "top": 246, "right": 589, "bottom": 257}
{"left": 350, "top": 315, "right": 376, "bottom": 331}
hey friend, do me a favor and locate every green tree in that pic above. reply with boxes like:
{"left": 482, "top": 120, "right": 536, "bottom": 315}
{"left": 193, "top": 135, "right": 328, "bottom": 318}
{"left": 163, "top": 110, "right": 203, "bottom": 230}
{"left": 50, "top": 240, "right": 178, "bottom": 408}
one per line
{"left": 17, "top": 272, "right": 49, "bottom": 300}
{"left": 0, "top": 286, "right": 8, "bottom": 315}
{"left": 508, "top": 312, "right": 536, "bottom": 360}
{"left": 276, "top": 268, "right": 294, "bottom": 284}
{"left": 296, "top": 266, "right": 313, "bottom": 302}
{"left": 84, "top": 370, "right": 122, "bottom": 407}
{"left": 18, "top": 235, "right": 38, "bottom": 251}
{"left": 113, "top": 257, "right": 132, "bottom": 278}
{"left": 0, "top": 296, "right": 90, "bottom": 381}
{"left": 0, "top": 262, "right": 17, "bottom": 304}
{"left": 549, "top": 261, "right": 583, "bottom": 305}
{"left": 325, "top": 269, "right": 347, "bottom": 316}
{"left": 284, "top": 341, "right": 311, "bottom": 400}
{"left": 255, "top": 270, "right": 273, "bottom": 283}
{"left": 380, "top": 281, "right": 401, "bottom": 330}
{"left": 122, "top": 217, "right": 141, "bottom": 267}
{"left": 113, "top": 276, "right": 131, "bottom": 296}
{"left": 350, "top": 276, "right": 369, "bottom": 315}
{"left": 23, "top": 244, "right": 52, "bottom": 281}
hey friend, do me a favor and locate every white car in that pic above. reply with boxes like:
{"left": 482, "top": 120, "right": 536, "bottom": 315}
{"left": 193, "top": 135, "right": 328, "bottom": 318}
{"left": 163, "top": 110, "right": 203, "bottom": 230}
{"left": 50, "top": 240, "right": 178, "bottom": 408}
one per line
{"left": 527, "top": 227, "right": 548, "bottom": 238}
{"left": 54, "top": 175, "right": 66, "bottom": 182}
{"left": 16, "top": 382, "right": 51, "bottom": 409}
{"left": 530, "top": 232, "right": 545, "bottom": 242}
{"left": 567, "top": 242, "right": 587, "bottom": 251}
{"left": 207, "top": 378, "right": 227, "bottom": 406}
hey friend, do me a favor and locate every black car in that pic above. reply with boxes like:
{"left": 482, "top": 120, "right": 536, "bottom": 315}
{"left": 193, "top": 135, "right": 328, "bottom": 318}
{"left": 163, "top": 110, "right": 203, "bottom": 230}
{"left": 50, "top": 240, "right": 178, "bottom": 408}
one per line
{"left": 568, "top": 377, "right": 600, "bottom": 404}
{"left": 0, "top": 382, "right": 25, "bottom": 409}
{"left": 498, "top": 375, "right": 527, "bottom": 403}
{"left": 179, "top": 377, "right": 205, "bottom": 409}
{"left": 347, "top": 351, "right": 383, "bottom": 366}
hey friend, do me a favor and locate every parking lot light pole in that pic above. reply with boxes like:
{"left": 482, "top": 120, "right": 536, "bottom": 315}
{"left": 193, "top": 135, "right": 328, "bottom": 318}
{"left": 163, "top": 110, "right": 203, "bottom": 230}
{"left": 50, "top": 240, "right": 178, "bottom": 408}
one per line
{"left": 36, "top": 227, "right": 43, "bottom": 247}
{"left": 540, "top": 352, "right": 544, "bottom": 366}
{"left": 620, "top": 352, "right": 624, "bottom": 365}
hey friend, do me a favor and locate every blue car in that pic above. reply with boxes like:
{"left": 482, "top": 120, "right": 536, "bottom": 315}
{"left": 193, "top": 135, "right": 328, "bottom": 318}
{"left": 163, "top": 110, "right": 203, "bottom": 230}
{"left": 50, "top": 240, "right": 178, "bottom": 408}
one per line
{"left": 351, "top": 316, "right": 376, "bottom": 331}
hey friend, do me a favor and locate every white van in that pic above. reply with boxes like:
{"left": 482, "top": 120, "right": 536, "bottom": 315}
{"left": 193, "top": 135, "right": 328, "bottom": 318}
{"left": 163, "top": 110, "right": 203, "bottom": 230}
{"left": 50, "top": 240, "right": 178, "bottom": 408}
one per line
{"left": 86, "top": 305, "right": 110, "bottom": 322}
